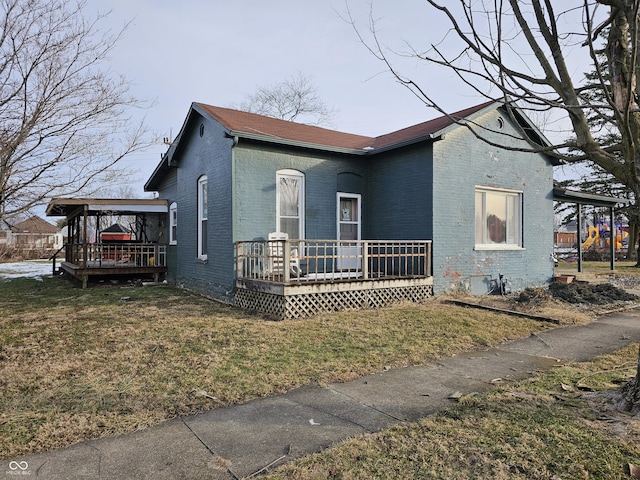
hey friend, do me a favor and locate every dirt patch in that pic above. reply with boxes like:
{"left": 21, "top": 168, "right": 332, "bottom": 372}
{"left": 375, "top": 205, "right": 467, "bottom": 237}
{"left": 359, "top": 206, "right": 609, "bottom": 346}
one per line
{"left": 583, "top": 389, "right": 640, "bottom": 442}
{"left": 447, "top": 278, "right": 639, "bottom": 325}
{"left": 546, "top": 281, "right": 638, "bottom": 305}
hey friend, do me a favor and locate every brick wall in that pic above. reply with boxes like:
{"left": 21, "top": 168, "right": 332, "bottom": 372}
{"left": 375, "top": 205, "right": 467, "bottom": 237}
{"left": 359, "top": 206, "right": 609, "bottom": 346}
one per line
{"left": 431, "top": 109, "right": 554, "bottom": 294}
{"left": 233, "top": 144, "right": 367, "bottom": 242}
{"left": 168, "top": 112, "right": 235, "bottom": 299}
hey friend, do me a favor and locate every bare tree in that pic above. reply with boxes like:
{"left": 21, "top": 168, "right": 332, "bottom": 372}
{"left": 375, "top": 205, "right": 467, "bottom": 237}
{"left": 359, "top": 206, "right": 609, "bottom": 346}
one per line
{"left": 348, "top": 1, "right": 640, "bottom": 410}
{"left": 0, "top": 0, "right": 154, "bottom": 224}
{"left": 237, "top": 72, "right": 338, "bottom": 126}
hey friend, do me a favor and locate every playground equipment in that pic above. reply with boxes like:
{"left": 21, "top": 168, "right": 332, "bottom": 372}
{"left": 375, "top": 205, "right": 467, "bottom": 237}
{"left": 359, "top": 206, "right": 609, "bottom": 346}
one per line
{"left": 580, "top": 222, "right": 628, "bottom": 250}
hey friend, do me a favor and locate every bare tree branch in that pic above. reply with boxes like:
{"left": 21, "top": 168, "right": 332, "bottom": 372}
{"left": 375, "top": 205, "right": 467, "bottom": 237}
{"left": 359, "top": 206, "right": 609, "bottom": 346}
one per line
{"left": 235, "top": 72, "right": 338, "bottom": 126}
{"left": 0, "top": 0, "right": 155, "bottom": 222}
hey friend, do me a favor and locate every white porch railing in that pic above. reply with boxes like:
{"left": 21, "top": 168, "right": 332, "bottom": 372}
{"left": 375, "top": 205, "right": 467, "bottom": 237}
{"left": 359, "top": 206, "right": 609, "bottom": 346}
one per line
{"left": 236, "top": 239, "right": 432, "bottom": 284}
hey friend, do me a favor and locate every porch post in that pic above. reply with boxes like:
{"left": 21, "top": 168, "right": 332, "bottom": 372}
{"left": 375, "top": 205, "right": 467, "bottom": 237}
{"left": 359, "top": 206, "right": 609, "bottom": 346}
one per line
{"left": 82, "top": 204, "right": 88, "bottom": 267}
{"left": 283, "top": 240, "right": 290, "bottom": 283}
{"left": 362, "top": 241, "right": 369, "bottom": 280}
{"left": 236, "top": 242, "right": 242, "bottom": 280}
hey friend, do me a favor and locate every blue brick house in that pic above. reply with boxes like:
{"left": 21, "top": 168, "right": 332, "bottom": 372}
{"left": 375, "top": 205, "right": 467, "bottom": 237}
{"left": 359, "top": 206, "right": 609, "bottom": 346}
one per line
{"left": 145, "top": 100, "right": 556, "bottom": 318}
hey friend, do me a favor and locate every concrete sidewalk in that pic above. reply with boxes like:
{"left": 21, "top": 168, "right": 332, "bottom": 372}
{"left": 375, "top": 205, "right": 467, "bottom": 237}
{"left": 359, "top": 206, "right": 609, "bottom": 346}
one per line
{"left": 4, "top": 310, "right": 640, "bottom": 479}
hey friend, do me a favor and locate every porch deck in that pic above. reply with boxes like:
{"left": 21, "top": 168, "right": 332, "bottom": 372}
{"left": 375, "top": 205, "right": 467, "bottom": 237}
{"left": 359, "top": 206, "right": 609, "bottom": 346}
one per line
{"left": 235, "top": 239, "right": 433, "bottom": 319}
{"left": 57, "top": 243, "right": 167, "bottom": 288}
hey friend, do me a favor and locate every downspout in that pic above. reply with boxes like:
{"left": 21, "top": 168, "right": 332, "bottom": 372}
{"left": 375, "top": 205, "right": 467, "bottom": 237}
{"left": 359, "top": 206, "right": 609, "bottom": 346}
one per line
{"left": 230, "top": 134, "right": 239, "bottom": 284}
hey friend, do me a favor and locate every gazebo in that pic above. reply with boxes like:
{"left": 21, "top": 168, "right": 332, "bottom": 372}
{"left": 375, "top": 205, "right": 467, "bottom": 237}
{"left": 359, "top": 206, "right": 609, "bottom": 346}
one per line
{"left": 46, "top": 198, "right": 169, "bottom": 287}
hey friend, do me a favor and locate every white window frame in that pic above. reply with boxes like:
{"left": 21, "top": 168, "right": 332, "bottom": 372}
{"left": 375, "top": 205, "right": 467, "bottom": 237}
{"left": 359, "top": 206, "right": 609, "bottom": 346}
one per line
{"left": 474, "top": 186, "right": 523, "bottom": 250}
{"left": 336, "top": 192, "right": 361, "bottom": 241}
{"left": 276, "top": 169, "right": 305, "bottom": 240}
{"left": 169, "top": 202, "right": 177, "bottom": 245}
{"left": 197, "top": 176, "right": 208, "bottom": 260}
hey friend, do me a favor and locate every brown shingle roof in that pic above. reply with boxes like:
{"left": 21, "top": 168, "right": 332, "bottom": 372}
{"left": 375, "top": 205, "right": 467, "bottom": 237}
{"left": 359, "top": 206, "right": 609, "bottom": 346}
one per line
{"left": 14, "top": 215, "right": 59, "bottom": 234}
{"left": 372, "top": 100, "right": 496, "bottom": 149}
{"left": 195, "top": 99, "right": 498, "bottom": 152}
{"left": 145, "top": 99, "right": 503, "bottom": 191}
{"left": 196, "top": 104, "right": 373, "bottom": 150}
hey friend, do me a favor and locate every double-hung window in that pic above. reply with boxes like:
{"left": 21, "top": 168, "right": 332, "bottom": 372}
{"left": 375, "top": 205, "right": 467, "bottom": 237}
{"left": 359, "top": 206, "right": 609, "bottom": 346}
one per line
{"left": 276, "top": 169, "right": 304, "bottom": 240}
{"left": 197, "top": 176, "right": 208, "bottom": 259}
{"left": 475, "top": 187, "right": 522, "bottom": 248}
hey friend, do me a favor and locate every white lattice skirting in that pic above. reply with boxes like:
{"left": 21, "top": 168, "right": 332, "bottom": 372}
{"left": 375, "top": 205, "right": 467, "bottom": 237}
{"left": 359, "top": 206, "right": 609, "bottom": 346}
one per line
{"left": 234, "top": 280, "right": 434, "bottom": 320}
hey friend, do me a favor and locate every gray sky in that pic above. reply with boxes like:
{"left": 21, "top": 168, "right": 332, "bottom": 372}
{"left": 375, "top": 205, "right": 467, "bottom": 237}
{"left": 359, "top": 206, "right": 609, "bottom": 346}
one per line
{"left": 93, "top": 0, "right": 481, "bottom": 193}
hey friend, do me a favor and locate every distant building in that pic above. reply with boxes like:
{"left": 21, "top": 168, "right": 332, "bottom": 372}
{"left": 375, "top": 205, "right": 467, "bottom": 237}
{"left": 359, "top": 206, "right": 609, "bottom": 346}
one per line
{"left": 554, "top": 219, "right": 577, "bottom": 247}
{"left": 1, "top": 215, "right": 63, "bottom": 259}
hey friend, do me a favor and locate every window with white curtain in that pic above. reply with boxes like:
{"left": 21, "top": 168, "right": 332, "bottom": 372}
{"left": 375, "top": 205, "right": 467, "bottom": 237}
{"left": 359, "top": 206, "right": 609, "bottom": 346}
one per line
{"left": 475, "top": 187, "right": 522, "bottom": 248}
{"left": 276, "top": 169, "right": 304, "bottom": 240}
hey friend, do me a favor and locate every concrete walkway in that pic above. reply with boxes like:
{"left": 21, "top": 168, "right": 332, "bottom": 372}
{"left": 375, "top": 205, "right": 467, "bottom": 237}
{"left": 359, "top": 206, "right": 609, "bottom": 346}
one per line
{"left": 4, "top": 310, "right": 640, "bottom": 479}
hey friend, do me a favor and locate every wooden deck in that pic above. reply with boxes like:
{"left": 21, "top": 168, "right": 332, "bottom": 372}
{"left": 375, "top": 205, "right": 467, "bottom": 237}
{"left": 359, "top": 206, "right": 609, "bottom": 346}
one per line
{"left": 235, "top": 239, "right": 433, "bottom": 319}
{"left": 59, "top": 262, "right": 167, "bottom": 288}
{"left": 56, "top": 243, "right": 167, "bottom": 287}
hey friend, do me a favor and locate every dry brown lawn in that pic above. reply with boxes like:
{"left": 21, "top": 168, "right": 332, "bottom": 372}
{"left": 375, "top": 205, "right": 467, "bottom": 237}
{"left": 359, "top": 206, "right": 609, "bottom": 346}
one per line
{"left": 1, "top": 276, "right": 555, "bottom": 458}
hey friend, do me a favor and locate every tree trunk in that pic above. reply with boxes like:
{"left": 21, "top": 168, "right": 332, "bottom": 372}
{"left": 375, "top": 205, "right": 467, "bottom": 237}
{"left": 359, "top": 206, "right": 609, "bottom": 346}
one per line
{"left": 620, "top": 345, "right": 640, "bottom": 414}
{"left": 633, "top": 222, "right": 640, "bottom": 266}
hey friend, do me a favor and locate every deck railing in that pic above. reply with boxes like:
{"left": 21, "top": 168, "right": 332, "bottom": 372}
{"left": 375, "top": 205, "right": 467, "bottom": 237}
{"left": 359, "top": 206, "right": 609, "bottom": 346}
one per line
{"left": 65, "top": 243, "right": 167, "bottom": 268}
{"left": 236, "top": 239, "right": 432, "bottom": 284}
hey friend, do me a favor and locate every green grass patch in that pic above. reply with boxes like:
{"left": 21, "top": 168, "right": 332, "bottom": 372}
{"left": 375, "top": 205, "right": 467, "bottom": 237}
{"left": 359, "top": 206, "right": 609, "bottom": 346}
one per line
{"left": 0, "top": 276, "right": 550, "bottom": 458}
{"left": 267, "top": 345, "right": 640, "bottom": 480}
{"left": 557, "top": 260, "right": 640, "bottom": 274}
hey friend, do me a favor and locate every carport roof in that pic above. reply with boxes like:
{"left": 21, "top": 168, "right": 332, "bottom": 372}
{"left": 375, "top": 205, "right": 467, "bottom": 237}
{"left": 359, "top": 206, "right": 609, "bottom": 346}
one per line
{"left": 552, "top": 187, "right": 629, "bottom": 208}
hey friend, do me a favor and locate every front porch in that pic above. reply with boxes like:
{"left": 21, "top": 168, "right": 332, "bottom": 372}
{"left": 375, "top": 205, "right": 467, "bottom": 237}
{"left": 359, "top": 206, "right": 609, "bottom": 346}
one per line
{"left": 235, "top": 239, "right": 433, "bottom": 319}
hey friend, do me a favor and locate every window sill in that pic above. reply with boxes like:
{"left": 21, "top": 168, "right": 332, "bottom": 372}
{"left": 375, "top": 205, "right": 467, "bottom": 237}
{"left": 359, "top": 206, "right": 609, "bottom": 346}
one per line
{"left": 474, "top": 245, "right": 525, "bottom": 251}
{"left": 196, "top": 257, "right": 208, "bottom": 264}
{"left": 169, "top": 241, "right": 177, "bottom": 246}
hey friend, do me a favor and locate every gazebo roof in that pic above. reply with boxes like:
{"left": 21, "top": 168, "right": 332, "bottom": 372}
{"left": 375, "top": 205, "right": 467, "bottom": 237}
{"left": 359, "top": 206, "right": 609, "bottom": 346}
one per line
{"left": 46, "top": 198, "right": 168, "bottom": 217}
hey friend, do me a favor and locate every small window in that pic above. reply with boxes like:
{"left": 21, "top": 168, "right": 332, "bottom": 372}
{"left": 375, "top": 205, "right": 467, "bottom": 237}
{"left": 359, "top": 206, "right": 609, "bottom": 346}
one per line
{"left": 475, "top": 187, "right": 522, "bottom": 248}
{"left": 199, "top": 124, "right": 205, "bottom": 137}
{"left": 496, "top": 117, "right": 504, "bottom": 129}
{"left": 197, "top": 176, "right": 208, "bottom": 259}
{"left": 169, "top": 202, "right": 177, "bottom": 245}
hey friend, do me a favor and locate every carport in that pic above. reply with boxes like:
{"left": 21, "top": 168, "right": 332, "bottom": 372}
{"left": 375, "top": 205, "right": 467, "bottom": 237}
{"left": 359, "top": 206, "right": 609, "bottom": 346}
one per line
{"left": 553, "top": 187, "right": 629, "bottom": 272}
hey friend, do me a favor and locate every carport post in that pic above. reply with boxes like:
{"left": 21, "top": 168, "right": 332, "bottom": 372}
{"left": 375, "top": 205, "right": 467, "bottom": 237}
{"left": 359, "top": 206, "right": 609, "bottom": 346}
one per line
{"left": 609, "top": 206, "right": 615, "bottom": 271}
{"left": 577, "top": 203, "right": 583, "bottom": 273}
